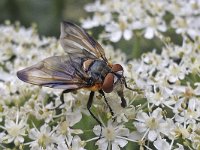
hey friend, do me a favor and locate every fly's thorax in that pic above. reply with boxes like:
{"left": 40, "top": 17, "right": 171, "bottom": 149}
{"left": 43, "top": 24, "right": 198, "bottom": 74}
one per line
{"left": 83, "top": 59, "right": 111, "bottom": 82}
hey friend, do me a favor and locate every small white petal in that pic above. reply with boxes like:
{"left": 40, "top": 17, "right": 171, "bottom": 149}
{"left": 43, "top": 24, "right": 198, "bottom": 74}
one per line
{"left": 129, "top": 131, "right": 143, "bottom": 141}
{"left": 169, "top": 76, "right": 177, "bottom": 83}
{"left": 137, "top": 112, "right": 149, "bottom": 121}
{"left": 153, "top": 139, "right": 170, "bottom": 150}
{"left": 134, "top": 122, "right": 147, "bottom": 133}
{"left": 96, "top": 138, "right": 108, "bottom": 150}
{"left": 148, "top": 130, "right": 158, "bottom": 141}
{"left": 110, "top": 31, "right": 122, "bottom": 42}
{"left": 93, "top": 125, "right": 102, "bottom": 136}
{"left": 67, "top": 110, "right": 82, "bottom": 126}
{"left": 158, "top": 25, "right": 167, "bottom": 32}
{"left": 123, "top": 29, "right": 132, "bottom": 40}
{"left": 115, "top": 128, "right": 129, "bottom": 137}
{"left": 112, "top": 143, "right": 120, "bottom": 150}
{"left": 144, "top": 27, "right": 154, "bottom": 39}
{"left": 114, "top": 139, "right": 128, "bottom": 148}
{"left": 17, "top": 136, "right": 24, "bottom": 143}
{"left": 152, "top": 108, "right": 162, "bottom": 120}
{"left": 29, "top": 128, "right": 38, "bottom": 140}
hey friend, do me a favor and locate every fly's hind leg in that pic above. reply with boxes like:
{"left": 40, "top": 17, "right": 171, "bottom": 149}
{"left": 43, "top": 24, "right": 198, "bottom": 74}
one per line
{"left": 57, "top": 89, "right": 77, "bottom": 108}
{"left": 47, "top": 89, "right": 76, "bottom": 110}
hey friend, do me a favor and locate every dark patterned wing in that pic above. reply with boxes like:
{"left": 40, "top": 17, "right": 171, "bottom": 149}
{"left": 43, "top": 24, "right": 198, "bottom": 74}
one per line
{"left": 17, "top": 56, "right": 90, "bottom": 89}
{"left": 60, "top": 21, "right": 108, "bottom": 62}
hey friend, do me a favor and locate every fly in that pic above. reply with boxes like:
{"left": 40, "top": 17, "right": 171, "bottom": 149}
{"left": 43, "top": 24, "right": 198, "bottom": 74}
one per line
{"left": 17, "top": 21, "right": 134, "bottom": 127}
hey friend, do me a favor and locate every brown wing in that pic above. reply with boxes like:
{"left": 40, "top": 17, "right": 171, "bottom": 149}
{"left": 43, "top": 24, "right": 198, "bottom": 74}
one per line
{"left": 17, "top": 56, "right": 90, "bottom": 89}
{"left": 60, "top": 21, "right": 108, "bottom": 62}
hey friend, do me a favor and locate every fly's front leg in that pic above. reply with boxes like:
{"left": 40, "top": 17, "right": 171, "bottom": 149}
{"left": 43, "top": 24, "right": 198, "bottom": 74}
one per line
{"left": 99, "top": 90, "right": 114, "bottom": 116}
{"left": 123, "top": 77, "right": 143, "bottom": 94}
{"left": 123, "top": 77, "right": 135, "bottom": 91}
{"left": 117, "top": 90, "right": 127, "bottom": 108}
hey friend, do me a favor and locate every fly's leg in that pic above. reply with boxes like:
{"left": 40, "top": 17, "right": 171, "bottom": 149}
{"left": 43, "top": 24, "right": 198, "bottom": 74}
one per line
{"left": 58, "top": 89, "right": 77, "bottom": 108}
{"left": 47, "top": 89, "right": 75, "bottom": 110}
{"left": 124, "top": 78, "right": 135, "bottom": 91}
{"left": 117, "top": 90, "right": 127, "bottom": 108}
{"left": 123, "top": 77, "right": 143, "bottom": 94}
{"left": 99, "top": 90, "right": 114, "bottom": 116}
{"left": 87, "top": 91, "right": 102, "bottom": 138}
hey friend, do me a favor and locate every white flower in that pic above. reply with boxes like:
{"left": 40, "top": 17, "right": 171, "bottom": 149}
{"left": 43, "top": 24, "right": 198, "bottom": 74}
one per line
{"left": 174, "top": 92, "right": 200, "bottom": 124}
{"left": 134, "top": 108, "right": 168, "bottom": 141}
{"left": 165, "top": 62, "right": 186, "bottom": 83}
{"left": 93, "top": 120, "right": 129, "bottom": 150}
{"left": 173, "top": 123, "right": 190, "bottom": 140}
{"left": 28, "top": 124, "right": 63, "bottom": 150}
{"left": 145, "top": 85, "right": 175, "bottom": 108}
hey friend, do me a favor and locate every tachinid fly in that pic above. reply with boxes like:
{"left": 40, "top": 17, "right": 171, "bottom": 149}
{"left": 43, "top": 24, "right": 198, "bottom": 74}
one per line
{"left": 17, "top": 21, "right": 133, "bottom": 126}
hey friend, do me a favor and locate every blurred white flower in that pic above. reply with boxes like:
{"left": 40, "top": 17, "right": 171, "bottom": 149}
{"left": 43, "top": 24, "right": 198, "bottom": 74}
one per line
{"left": 104, "top": 16, "right": 133, "bottom": 42}
{"left": 1, "top": 111, "right": 27, "bottom": 146}
{"left": 144, "top": 16, "right": 167, "bottom": 39}
{"left": 171, "top": 16, "right": 197, "bottom": 37}
{"left": 84, "top": 0, "right": 107, "bottom": 12}
{"left": 82, "top": 13, "right": 111, "bottom": 29}
{"left": 83, "top": 0, "right": 200, "bottom": 41}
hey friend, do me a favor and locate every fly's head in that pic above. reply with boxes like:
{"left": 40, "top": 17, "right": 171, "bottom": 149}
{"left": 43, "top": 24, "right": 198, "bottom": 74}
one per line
{"left": 102, "top": 64, "right": 125, "bottom": 93}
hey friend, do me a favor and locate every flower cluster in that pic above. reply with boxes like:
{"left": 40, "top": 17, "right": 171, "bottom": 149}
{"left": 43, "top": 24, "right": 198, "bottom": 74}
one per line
{"left": 0, "top": 22, "right": 85, "bottom": 149}
{"left": 82, "top": 0, "right": 200, "bottom": 42}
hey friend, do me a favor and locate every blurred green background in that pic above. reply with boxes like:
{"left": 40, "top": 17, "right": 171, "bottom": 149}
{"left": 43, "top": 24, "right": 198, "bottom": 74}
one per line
{"left": 0, "top": 0, "right": 90, "bottom": 37}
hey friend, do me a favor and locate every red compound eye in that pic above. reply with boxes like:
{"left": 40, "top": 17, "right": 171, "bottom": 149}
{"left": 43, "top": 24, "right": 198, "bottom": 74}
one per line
{"left": 111, "top": 64, "right": 123, "bottom": 72}
{"left": 102, "top": 73, "right": 114, "bottom": 93}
